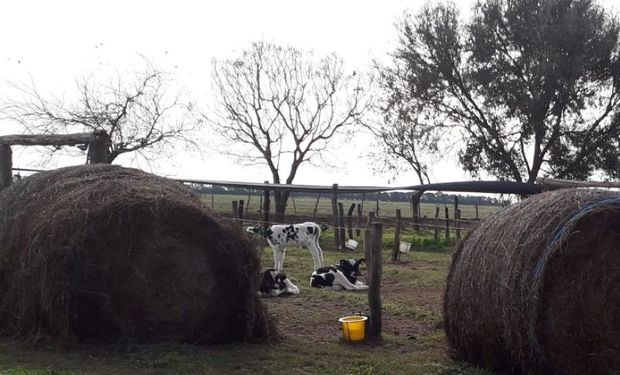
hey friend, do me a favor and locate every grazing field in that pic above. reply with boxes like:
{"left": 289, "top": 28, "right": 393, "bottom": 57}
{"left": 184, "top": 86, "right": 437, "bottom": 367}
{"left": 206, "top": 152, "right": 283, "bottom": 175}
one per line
{"left": 0, "top": 230, "right": 494, "bottom": 375}
{"left": 200, "top": 193, "right": 502, "bottom": 221}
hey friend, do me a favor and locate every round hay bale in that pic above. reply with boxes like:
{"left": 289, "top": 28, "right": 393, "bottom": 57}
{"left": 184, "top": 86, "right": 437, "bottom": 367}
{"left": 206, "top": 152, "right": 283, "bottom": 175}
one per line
{"left": 444, "top": 188, "right": 620, "bottom": 374}
{"left": 0, "top": 164, "right": 276, "bottom": 344}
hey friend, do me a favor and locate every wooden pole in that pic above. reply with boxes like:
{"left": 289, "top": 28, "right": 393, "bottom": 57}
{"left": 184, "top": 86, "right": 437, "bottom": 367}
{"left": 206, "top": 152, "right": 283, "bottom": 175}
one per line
{"left": 453, "top": 195, "right": 459, "bottom": 222}
{"left": 312, "top": 193, "right": 321, "bottom": 218}
{"left": 211, "top": 191, "right": 215, "bottom": 209}
{"left": 475, "top": 204, "right": 479, "bottom": 220}
{"left": 367, "top": 211, "right": 376, "bottom": 227}
{"left": 365, "top": 211, "right": 375, "bottom": 260}
{"left": 456, "top": 208, "right": 462, "bottom": 240}
{"left": 338, "top": 202, "right": 346, "bottom": 251}
{"left": 347, "top": 203, "right": 355, "bottom": 239}
{"left": 291, "top": 195, "right": 297, "bottom": 215}
{"left": 360, "top": 193, "right": 365, "bottom": 215}
{"left": 0, "top": 144, "right": 12, "bottom": 191}
{"left": 332, "top": 184, "right": 340, "bottom": 249}
{"left": 356, "top": 203, "right": 362, "bottom": 237}
{"left": 0, "top": 132, "right": 95, "bottom": 146}
{"left": 263, "top": 181, "right": 270, "bottom": 227}
{"left": 364, "top": 228, "right": 371, "bottom": 263}
{"left": 536, "top": 176, "right": 620, "bottom": 189}
{"left": 434, "top": 206, "right": 440, "bottom": 241}
{"left": 232, "top": 200, "right": 240, "bottom": 230}
{"left": 444, "top": 206, "right": 450, "bottom": 240}
{"left": 392, "top": 209, "right": 401, "bottom": 262}
{"left": 245, "top": 191, "right": 251, "bottom": 218}
{"left": 375, "top": 194, "right": 380, "bottom": 217}
{"left": 238, "top": 200, "right": 245, "bottom": 222}
{"left": 368, "top": 222, "right": 383, "bottom": 341}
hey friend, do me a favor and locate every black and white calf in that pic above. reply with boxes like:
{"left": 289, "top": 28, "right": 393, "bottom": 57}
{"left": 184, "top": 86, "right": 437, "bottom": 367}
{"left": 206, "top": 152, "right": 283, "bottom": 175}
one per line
{"left": 258, "top": 269, "right": 300, "bottom": 297}
{"left": 310, "top": 258, "right": 368, "bottom": 291}
{"left": 246, "top": 222, "right": 324, "bottom": 272}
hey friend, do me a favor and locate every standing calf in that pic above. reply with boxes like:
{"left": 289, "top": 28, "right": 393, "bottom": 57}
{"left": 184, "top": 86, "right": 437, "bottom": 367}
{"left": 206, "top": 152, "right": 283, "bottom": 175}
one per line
{"left": 247, "top": 222, "right": 324, "bottom": 272}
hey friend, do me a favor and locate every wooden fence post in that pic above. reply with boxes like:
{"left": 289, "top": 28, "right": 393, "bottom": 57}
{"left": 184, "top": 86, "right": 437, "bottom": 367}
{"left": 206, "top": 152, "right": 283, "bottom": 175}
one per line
{"left": 238, "top": 200, "right": 245, "bottom": 223}
{"left": 456, "top": 208, "right": 462, "bottom": 240}
{"left": 375, "top": 194, "right": 380, "bottom": 217}
{"left": 367, "top": 211, "right": 376, "bottom": 229}
{"left": 347, "top": 203, "right": 355, "bottom": 239}
{"left": 368, "top": 222, "right": 383, "bottom": 341}
{"left": 434, "top": 206, "right": 440, "bottom": 241}
{"left": 475, "top": 204, "right": 479, "bottom": 220}
{"left": 332, "top": 184, "right": 340, "bottom": 249}
{"left": 444, "top": 206, "right": 450, "bottom": 240}
{"left": 312, "top": 193, "right": 321, "bottom": 218}
{"left": 356, "top": 204, "right": 362, "bottom": 237}
{"left": 365, "top": 211, "right": 375, "bottom": 260}
{"left": 338, "top": 202, "right": 346, "bottom": 251}
{"left": 392, "top": 209, "right": 401, "bottom": 262}
{"left": 0, "top": 144, "right": 12, "bottom": 191}
{"left": 232, "top": 200, "right": 240, "bottom": 230}
{"left": 364, "top": 228, "right": 371, "bottom": 265}
{"left": 263, "top": 181, "right": 270, "bottom": 227}
{"left": 454, "top": 195, "right": 459, "bottom": 219}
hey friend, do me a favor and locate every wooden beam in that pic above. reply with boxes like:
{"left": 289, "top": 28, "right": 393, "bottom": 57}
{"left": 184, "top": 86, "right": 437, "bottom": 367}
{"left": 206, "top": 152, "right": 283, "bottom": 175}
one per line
{"left": 0, "top": 132, "right": 94, "bottom": 146}
{"left": 536, "top": 177, "right": 620, "bottom": 190}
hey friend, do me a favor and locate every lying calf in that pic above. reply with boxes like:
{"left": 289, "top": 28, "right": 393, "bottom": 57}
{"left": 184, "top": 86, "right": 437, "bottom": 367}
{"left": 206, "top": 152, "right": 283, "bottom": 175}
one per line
{"left": 310, "top": 258, "right": 368, "bottom": 291}
{"left": 258, "top": 269, "right": 300, "bottom": 297}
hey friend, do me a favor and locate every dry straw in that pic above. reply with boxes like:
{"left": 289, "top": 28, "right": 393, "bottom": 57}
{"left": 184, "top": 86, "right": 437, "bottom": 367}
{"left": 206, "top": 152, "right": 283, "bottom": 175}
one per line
{"left": 0, "top": 164, "right": 276, "bottom": 344}
{"left": 444, "top": 188, "right": 620, "bottom": 374}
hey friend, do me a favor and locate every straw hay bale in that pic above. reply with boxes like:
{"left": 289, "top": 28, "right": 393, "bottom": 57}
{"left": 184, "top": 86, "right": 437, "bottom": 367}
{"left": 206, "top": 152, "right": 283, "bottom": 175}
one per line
{"left": 0, "top": 164, "right": 275, "bottom": 344}
{"left": 444, "top": 188, "right": 620, "bottom": 374}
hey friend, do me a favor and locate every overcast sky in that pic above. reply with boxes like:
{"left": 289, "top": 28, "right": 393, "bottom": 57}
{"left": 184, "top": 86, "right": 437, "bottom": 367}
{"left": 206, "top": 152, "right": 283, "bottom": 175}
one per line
{"left": 1, "top": 0, "right": 617, "bottom": 186}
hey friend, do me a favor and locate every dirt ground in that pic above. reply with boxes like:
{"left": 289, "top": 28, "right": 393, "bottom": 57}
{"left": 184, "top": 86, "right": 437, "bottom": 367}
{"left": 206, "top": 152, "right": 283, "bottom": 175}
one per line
{"left": 0, "top": 243, "right": 493, "bottom": 375}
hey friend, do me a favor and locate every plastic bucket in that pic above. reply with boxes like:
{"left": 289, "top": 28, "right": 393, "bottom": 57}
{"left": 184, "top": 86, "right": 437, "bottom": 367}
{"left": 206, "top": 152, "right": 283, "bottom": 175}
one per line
{"left": 338, "top": 315, "right": 368, "bottom": 342}
{"left": 399, "top": 241, "right": 412, "bottom": 253}
{"left": 345, "top": 239, "right": 359, "bottom": 250}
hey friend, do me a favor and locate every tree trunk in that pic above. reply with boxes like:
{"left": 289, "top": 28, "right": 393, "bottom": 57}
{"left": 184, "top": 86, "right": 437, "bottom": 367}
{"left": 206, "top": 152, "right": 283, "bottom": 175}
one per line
{"left": 273, "top": 190, "right": 290, "bottom": 223}
{"left": 87, "top": 130, "right": 111, "bottom": 164}
{"left": 411, "top": 190, "right": 424, "bottom": 231}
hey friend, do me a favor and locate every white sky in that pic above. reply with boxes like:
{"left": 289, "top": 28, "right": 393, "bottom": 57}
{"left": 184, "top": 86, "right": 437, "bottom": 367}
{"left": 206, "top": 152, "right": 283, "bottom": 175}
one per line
{"left": 1, "top": 0, "right": 616, "bottom": 186}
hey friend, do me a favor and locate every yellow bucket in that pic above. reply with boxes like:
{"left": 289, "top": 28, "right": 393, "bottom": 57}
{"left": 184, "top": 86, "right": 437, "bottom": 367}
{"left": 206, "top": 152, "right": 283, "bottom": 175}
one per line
{"left": 338, "top": 315, "right": 368, "bottom": 342}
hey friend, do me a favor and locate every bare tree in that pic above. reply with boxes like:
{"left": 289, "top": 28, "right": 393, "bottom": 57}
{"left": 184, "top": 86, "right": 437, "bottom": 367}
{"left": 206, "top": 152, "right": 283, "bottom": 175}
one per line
{"left": 368, "top": 103, "right": 435, "bottom": 227}
{"left": 1, "top": 62, "right": 198, "bottom": 163}
{"left": 209, "top": 42, "right": 372, "bottom": 222}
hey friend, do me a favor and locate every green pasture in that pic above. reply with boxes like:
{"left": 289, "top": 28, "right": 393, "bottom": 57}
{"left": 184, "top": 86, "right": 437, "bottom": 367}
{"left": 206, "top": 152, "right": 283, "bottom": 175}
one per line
{"left": 200, "top": 193, "right": 501, "bottom": 220}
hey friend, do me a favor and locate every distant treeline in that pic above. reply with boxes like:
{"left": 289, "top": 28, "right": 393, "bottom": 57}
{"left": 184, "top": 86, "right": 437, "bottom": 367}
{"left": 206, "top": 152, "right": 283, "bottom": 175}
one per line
{"left": 188, "top": 184, "right": 507, "bottom": 206}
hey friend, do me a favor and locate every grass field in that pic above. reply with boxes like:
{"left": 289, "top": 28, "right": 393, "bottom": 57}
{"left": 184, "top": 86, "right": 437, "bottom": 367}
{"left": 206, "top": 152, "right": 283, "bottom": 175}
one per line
{"left": 201, "top": 193, "right": 502, "bottom": 221}
{"left": 0, "top": 229, "right": 494, "bottom": 375}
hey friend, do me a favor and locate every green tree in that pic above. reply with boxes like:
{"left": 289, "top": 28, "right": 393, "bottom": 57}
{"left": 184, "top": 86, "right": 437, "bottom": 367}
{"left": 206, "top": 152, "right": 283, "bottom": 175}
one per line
{"left": 379, "top": 0, "right": 620, "bottom": 183}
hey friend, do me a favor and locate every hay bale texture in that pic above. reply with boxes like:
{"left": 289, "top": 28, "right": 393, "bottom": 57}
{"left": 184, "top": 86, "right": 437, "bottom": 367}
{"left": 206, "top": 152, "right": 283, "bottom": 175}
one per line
{"left": 0, "top": 164, "right": 275, "bottom": 344}
{"left": 444, "top": 188, "right": 620, "bottom": 374}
